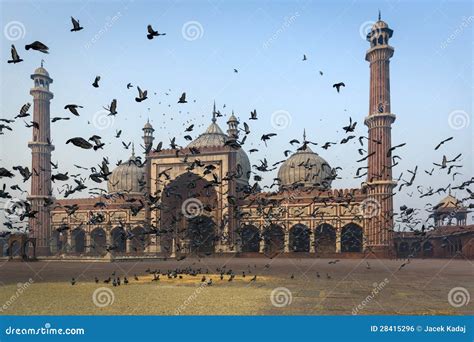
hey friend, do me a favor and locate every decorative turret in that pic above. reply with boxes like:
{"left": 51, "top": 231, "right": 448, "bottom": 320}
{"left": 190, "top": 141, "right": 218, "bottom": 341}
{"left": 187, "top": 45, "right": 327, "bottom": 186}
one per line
{"left": 142, "top": 119, "right": 154, "bottom": 152}
{"left": 227, "top": 111, "right": 239, "bottom": 139}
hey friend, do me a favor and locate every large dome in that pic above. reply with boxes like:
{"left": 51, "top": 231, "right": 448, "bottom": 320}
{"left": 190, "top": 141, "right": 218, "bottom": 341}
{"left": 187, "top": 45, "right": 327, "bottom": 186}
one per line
{"left": 278, "top": 146, "right": 333, "bottom": 189}
{"left": 107, "top": 151, "right": 145, "bottom": 194}
{"left": 187, "top": 118, "right": 250, "bottom": 183}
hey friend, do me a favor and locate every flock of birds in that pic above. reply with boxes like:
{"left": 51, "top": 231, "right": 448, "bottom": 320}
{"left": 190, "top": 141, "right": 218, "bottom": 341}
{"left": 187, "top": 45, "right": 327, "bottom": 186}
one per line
{"left": 1, "top": 16, "right": 473, "bottom": 268}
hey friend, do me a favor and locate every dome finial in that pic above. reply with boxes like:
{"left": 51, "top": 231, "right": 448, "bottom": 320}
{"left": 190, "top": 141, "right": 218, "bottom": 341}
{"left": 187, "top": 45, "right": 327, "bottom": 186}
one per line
{"left": 378, "top": 9, "right": 381, "bottom": 21}
{"left": 303, "top": 129, "right": 306, "bottom": 142}
{"left": 212, "top": 101, "right": 217, "bottom": 123}
{"left": 41, "top": 59, "right": 44, "bottom": 68}
{"left": 131, "top": 143, "right": 135, "bottom": 158}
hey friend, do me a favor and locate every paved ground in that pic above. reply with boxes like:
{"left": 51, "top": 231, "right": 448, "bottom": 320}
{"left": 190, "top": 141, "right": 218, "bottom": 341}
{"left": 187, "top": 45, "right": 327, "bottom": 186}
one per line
{"left": 0, "top": 257, "right": 472, "bottom": 315}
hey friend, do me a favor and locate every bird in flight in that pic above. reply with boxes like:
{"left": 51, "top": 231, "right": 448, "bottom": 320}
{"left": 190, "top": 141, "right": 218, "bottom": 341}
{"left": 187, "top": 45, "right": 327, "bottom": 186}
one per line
{"left": 25, "top": 41, "right": 49, "bottom": 53}
{"left": 104, "top": 99, "right": 118, "bottom": 115}
{"left": 7, "top": 45, "right": 23, "bottom": 64}
{"left": 333, "top": 82, "right": 345, "bottom": 93}
{"left": 70, "top": 17, "right": 83, "bottom": 32}
{"left": 135, "top": 86, "right": 148, "bottom": 102}
{"left": 64, "top": 104, "right": 83, "bottom": 116}
{"left": 302, "top": 54, "right": 307, "bottom": 61}
{"left": 92, "top": 76, "right": 100, "bottom": 88}
{"left": 178, "top": 92, "right": 187, "bottom": 103}
{"left": 147, "top": 25, "right": 166, "bottom": 39}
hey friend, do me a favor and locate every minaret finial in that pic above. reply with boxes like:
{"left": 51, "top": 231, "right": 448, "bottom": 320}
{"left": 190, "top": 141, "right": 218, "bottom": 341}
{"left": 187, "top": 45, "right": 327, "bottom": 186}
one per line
{"left": 212, "top": 101, "right": 217, "bottom": 123}
{"left": 303, "top": 129, "right": 306, "bottom": 141}
{"left": 378, "top": 9, "right": 381, "bottom": 21}
{"left": 41, "top": 59, "right": 44, "bottom": 68}
{"left": 131, "top": 143, "right": 135, "bottom": 158}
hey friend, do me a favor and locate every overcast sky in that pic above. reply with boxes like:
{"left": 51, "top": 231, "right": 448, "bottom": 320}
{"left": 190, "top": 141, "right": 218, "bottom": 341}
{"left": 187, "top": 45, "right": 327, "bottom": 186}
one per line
{"left": 1, "top": 0, "right": 472, "bottom": 231}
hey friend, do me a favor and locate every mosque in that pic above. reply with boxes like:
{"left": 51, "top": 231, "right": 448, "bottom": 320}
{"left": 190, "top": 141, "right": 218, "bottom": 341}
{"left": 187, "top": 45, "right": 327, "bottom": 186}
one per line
{"left": 3, "top": 16, "right": 473, "bottom": 260}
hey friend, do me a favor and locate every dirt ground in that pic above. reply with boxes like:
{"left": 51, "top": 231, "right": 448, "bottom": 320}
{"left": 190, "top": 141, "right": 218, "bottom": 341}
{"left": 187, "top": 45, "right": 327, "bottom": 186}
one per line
{"left": 0, "top": 257, "right": 472, "bottom": 315}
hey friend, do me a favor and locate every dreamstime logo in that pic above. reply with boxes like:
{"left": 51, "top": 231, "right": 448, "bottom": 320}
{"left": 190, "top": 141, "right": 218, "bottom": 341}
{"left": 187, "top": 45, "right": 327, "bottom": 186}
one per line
{"left": 448, "top": 287, "right": 470, "bottom": 308}
{"left": 175, "top": 282, "right": 208, "bottom": 315}
{"left": 181, "top": 198, "right": 203, "bottom": 218}
{"left": 271, "top": 110, "right": 292, "bottom": 130}
{"left": 181, "top": 21, "right": 204, "bottom": 41}
{"left": 4, "top": 198, "right": 28, "bottom": 221}
{"left": 359, "top": 198, "right": 381, "bottom": 219}
{"left": 84, "top": 12, "right": 123, "bottom": 50}
{"left": 352, "top": 278, "right": 390, "bottom": 315}
{"left": 4, "top": 21, "right": 26, "bottom": 41}
{"left": 270, "top": 287, "right": 292, "bottom": 307}
{"left": 92, "top": 110, "right": 115, "bottom": 130}
{"left": 0, "top": 278, "right": 34, "bottom": 313}
{"left": 262, "top": 12, "right": 300, "bottom": 49}
{"left": 92, "top": 287, "right": 115, "bottom": 308}
{"left": 359, "top": 20, "right": 375, "bottom": 40}
{"left": 448, "top": 110, "right": 470, "bottom": 130}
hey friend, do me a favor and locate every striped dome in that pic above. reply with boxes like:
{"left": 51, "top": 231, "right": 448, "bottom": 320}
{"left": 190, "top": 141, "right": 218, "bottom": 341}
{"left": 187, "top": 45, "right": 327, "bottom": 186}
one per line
{"left": 107, "top": 151, "right": 145, "bottom": 194}
{"left": 278, "top": 146, "right": 332, "bottom": 189}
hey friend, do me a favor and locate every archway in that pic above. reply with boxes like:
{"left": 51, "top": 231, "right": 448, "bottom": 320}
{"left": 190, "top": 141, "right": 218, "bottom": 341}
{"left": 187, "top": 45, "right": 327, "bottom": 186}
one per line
{"left": 411, "top": 242, "right": 421, "bottom": 257}
{"left": 187, "top": 215, "right": 216, "bottom": 253}
{"left": 160, "top": 172, "right": 218, "bottom": 255}
{"left": 130, "top": 227, "right": 146, "bottom": 253}
{"left": 341, "top": 223, "right": 363, "bottom": 252}
{"left": 263, "top": 224, "right": 285, "bottom": 254}
{"left": 398, "top": 241, "right": 410, "bottom": 258}
{"left": 111, "top": 227, "right": 126, "bottom": 253}
{"left": 50, "top": 230, "right": 64, "bottom": 254}
{"left": 314, "top": 223, "right": 336, "bottom": 253}
{"left": 10, "top": 240, "right": 21, "bottom": 257}
{"left": 240, "top": 225, "right": 260, "bottom": 252}
{"left": 91, "top": 228, "right": 106, "bottom": 256}
{"left": 72, "top": 228, "right": 85, "bottom": 253}
{"left": 422, "top": 241, "right": 433, "bottom": 257}
{"left": 25, "top": 240, "right": 35, "bottom": 259}
{"left": 289, "top": 224, "right": 310, "bottom": 252}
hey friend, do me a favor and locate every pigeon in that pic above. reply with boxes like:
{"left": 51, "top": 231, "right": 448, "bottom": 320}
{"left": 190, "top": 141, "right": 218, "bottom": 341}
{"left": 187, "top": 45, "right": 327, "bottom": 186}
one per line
{"left": 104, "top": 99, "right": 117, "bottom": 115}
{"left": 135, "top": 86, "right": 148, "bottom": 102}
{"left": 71, "top": 277, "right": 76, "bottom": 285}
{"left": 234, "top": 68, "right": 238, "bottom": 73}
{"left": 147, "top": 25, "right": 166, "bottom": 39}
{"left": 15, "top": 103, "right": 31, "bottom": 119}
{"left": 66, "top": 137, "right": 93, "bottom": 149}
{"left": 178, "top": 92, "right": 187, "bottom": 103}
{"left": 333, "top": 82, "right": 345, "bottom": 93}
{"left": 249, "top": 109, "right": 257, "bottom": 120}
{"left": 7, "top": 45, "right": 23, "bottom": 63}
{"left": 342, "top": 117, "right": 357, "bottom": 133}
{"left": 434, "top": 137, "right": 453, "bottom": 150}
{"left": 92, "top": 76, "right": 100, "bottom": 88}
{"left": 64, "top": 104, "right": 83, "bottom": 116}
{"left": 126, "top": 83, "right": 133, "bottom": 89}
{"left": 25, "top": 41, "right": 49, "bottom": 53}
{"left": 261, "top": 133, "right": 277, "bottom": 146}
{"left": 70, "top": 17, "right": 83, "bottom": 32}
{"left": 302, "top": 54, "right": 307, "bottom": 61}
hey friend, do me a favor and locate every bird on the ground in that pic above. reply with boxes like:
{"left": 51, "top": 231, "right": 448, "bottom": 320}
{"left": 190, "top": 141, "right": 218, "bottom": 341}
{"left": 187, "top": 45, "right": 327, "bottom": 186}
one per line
{"left": 71, "top": 277, "right": 76, "bottom": 285}
{"left": 333, "top": 82, "right": 345, "bottom": 93}
{"left": 70, "top": 17, "right": 83, "bottom": 31}
{"left": 7, "top": 45, "right": 23, "bottom": 63}
{"left": 25, "top": 41, "right": 49, "bottom": 53}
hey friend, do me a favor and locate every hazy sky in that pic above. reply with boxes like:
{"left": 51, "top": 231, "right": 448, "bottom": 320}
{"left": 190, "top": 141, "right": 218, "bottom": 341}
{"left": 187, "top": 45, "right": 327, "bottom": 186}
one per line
{"left": 1, "top": 0, "right": 472, "bottom": 230}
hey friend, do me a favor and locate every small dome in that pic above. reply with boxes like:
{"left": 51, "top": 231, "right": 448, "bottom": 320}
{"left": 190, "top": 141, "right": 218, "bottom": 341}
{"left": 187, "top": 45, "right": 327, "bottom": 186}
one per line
{"left": 187, "top": 120, "right": 250, "bottom": 182}
{"left": 437, "top": 194, "right": 461, "bottom": 209}
{"left": 107, "top": 152, "right": 145, "bottom": 194}
{"left": 227, "top": 113, "right": 239, "bottom": 124}
{"left": 278, "top": 146, "right": 333, "bottom": 189}
{"left": 33, "top": 67, "right": 49, "bottom": 77}
{"left": 372, "top": 20, "right": 389, "bottom": 30}
{"left": 143, "top": 120, "right": 153, "bottom": 130}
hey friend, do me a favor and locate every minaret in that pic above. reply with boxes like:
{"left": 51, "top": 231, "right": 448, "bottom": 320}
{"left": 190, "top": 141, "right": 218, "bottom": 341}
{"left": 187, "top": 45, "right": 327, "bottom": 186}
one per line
{"left": 364, "top": 14, "right": 396, "bottom": 257}
{"left": 226, "top": 110, "right": 239, "bottom": 139}
{"left": 142, "top": 120, "right": 155, "bottom": 232}
{"left": 27, "top": 62, "right": 54, "bottom": 256}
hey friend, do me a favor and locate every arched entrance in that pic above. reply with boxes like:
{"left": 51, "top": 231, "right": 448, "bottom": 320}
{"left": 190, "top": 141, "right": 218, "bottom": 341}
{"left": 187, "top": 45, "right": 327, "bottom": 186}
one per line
{"left": 423, "top": 241, "right": 433, "bottom": 257}
{"left": 263, "top": 224, "right": 285, "bottom": 254}
{"left": 240, "top": 225, "right": 260, "bottom": 252}
{"left": 314, "top": 223, "right": 336, "bottom": 253}
{"left": 72, "top": 228, "right": 85, "bottom": 253}
{"left": 91, "top": 228, "right": 106, "bottom": 256}
{"left": 187, "top": 215, "right": 215, "bottom": 253}
{"left": 130, "top": 227, "right": 146, "bottom": 253}
{"left": 50, "top": 230, "right": 64, "bottom": 254}
{"left": 341, "top": 223, "right": 363, "bottom": 252}
{"left": 9, "top": 240, "right": 21, "bottom": 257}
{"left": 398, "top": 241, "right": 410, "bottom": 258}
{"left": 289, "top": 224, "right": 310, "bottom": 252}
{"left": 111, "top": 227, "right": 126, "bottom": 253}
{"left": 160, "top": 172, "right": 218, "bottom": 255}
{"left": 411, "top": 242, "right": 421, "bottom": 257}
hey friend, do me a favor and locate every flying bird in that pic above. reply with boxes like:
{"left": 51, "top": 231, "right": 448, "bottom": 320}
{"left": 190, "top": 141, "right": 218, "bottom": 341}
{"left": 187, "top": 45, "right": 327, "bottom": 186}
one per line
{"left": 92, "top": 76, "right": 100, "bottom": 88}
{"left": 147, "top": 25, "right": 166, "bottom": 39}
{"left": 7, "top": 45, "right": 23, "bottom": 64}
{"left": 135, "top": 86, "right": 148, "bottom": 102}
{"left": 249, "top": 109, "right": 257, "bottom": 120}
{"left": 25, "top": 41, "right": 49, "bottom": 53}
{"left": 342, "top": 117, "right": 357, "bottom": 133}
{"left": 64, "top": 104, "right": 83, "bottom": 116}
{"left": 70, "top": 17, "right": 83, "bottom": 32}
{"left": 178, "top": 92, "right": 187, "bottom": 103}
{"left": 302, "top": 54, "right": 307, "bottom": 61}
{"left": 66, "top": 137, "right": 93, "bottom": 149}
{"left": 15, "top": 103, "right": 31, "bottom": 119}
{"left": 333, "top": 82, "right": 345, "bottom": 93}
{"left": 434, "top": 137, "right": 453, "bottom": 150}
{"left": 104, "top": 99, "right": 117, "bottom": 115}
